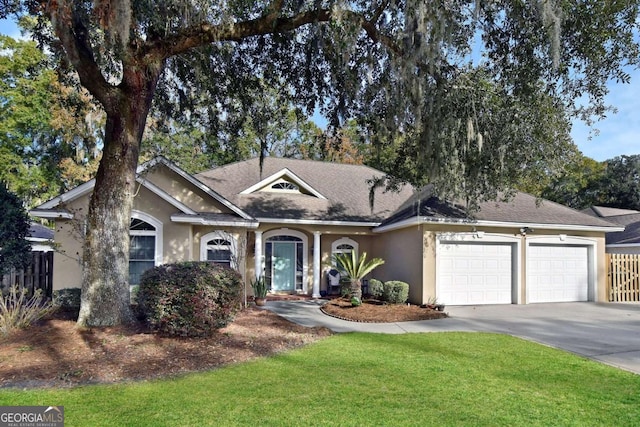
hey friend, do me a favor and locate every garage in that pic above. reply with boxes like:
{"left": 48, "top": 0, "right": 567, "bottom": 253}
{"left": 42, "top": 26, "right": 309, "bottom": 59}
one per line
{"left": 527, "top": 244, "right": 590, "bottom": 303}
{"left": 438, "top": 241, "right": 516, "bottom": 305}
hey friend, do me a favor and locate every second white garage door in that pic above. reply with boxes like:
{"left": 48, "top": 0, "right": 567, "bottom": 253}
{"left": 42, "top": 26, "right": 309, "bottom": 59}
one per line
{"left": 527, "top": 244, "right": 589, "bottom": 303}
{"left": 438, "top": 242, "right": 515, "bottom": 305}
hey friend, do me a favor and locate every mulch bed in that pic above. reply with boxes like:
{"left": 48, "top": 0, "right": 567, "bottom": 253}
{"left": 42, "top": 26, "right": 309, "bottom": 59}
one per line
{"left": 321, "top": 298, "right": 448, "bottom": 323}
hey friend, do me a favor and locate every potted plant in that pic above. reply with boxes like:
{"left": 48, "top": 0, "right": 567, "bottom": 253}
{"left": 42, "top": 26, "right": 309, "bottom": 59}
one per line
{"left": 250, "top": 276, "right": 268, "bottom": 306}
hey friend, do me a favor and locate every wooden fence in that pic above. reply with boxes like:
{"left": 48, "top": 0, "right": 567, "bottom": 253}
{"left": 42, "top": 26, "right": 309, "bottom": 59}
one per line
{"left": 1, "top": 251, "right": 54, "bottom": 298}
{"left": 607, "top": 253, "right": 640, "bottom": 302}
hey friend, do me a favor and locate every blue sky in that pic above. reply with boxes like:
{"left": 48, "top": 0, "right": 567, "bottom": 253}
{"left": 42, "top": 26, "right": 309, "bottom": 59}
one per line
{"left": 1, "top": 18, "right": 638, "bottom": 162}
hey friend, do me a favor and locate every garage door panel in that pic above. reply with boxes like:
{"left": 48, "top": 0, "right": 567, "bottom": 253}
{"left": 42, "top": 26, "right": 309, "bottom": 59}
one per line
{"left": 438, "top": 242, "right": 514, "bottom": 305}
{"left": 528, "top": 244, "right": 589, "bottom": 303}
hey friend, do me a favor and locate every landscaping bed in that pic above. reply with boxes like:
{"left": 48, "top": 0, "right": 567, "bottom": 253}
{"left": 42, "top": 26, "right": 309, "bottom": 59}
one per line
{"left": 321, "top": 297, "right": 448, "bottom": 322}
{"left": 0, "top": 298, "right": 447, "bottom": 389}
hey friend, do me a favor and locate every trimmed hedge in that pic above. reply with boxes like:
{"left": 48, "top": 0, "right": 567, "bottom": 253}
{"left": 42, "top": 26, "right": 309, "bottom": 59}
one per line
{"left": 137, "top": 262, "right": 243, "bottom": 337}
{"left": 368, "top": 279, "right": 384, "bottom": 299}
{"left": 382, "top": 281, "right": 409, "bottom": 304}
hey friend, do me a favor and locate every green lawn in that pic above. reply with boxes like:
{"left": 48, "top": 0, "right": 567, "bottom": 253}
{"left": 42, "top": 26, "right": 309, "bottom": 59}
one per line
{"left": 2, "top": 332, "right": 639, "bottom": 426}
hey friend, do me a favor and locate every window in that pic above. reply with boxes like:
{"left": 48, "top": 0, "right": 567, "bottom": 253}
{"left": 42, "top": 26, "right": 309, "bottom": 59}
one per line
{"left": 271, "top": 181, "right": 299, "bottom": 191}
{"left": 129, "top": 213, "right": 162, "bottom": 286}
{"left": 200, "top": 231, "right": 237, "bottom": 269}
{"left": 205, "top": 238, "right": 232, "bottom": 267}
{"left": 331, "top": 237, "right": 359, "bottom": 266}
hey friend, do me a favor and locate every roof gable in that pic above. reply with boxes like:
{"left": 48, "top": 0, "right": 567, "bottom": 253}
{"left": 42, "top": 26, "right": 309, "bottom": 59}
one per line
{"left": 32, "top": 156, "right": 253, "bottom": 221}
{"left": 239, "top": 168, "right": 327, "bottom": 199}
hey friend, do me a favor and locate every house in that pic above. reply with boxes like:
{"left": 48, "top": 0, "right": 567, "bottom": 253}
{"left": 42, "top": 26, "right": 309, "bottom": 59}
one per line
{"left": 30, "top": 156, "right": 622, "bottom": 306}
{"left": 27, "top": 222, "right": 54, "bottom": 252}
{"left": 582, "top": 206, "right": 640, "bottom": 254}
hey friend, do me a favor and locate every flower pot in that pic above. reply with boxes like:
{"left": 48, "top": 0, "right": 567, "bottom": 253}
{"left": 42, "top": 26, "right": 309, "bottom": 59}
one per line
{"left": 255, "top": 298, "right": 266, "bottom": 306}
{"left": 435, "top": 304, "right": 445, "bottom": 311}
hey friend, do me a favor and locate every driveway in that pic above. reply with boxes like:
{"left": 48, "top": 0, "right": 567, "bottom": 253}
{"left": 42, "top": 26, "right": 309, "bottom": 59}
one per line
{"left": 264, "top": 301, "right": 640, "bottom": 374}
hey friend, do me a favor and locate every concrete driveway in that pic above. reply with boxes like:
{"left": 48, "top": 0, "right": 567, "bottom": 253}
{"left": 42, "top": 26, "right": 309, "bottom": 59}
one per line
{"left": 264, "top": 301, "right": 640, "bottom": 374}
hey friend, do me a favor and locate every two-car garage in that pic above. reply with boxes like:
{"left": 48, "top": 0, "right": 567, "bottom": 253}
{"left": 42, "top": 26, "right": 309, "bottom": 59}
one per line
{"left": 436, "top": 235, "right": 593, "bottom": 306}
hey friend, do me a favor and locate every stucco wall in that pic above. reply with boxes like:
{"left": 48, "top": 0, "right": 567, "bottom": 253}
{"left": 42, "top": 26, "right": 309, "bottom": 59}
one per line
{"left": 144, "top": 164, "right": 231, "bottom": 213}
{"left": 371, "top": 225, "right": 425, "bottom": 304}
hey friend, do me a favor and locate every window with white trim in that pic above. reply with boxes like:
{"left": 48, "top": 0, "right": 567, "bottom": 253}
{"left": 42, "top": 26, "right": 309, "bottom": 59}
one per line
{"left": 129, "top": 217, "right": 160, "bottom": 286}
{"left": 200, "top": 231, "right": 237, "bottom": 269}
{"left": 271, "top": 182, "right": 299, "bottom": 191}
{"left": 331, "top": 237, "right": 359, "bottom": 266}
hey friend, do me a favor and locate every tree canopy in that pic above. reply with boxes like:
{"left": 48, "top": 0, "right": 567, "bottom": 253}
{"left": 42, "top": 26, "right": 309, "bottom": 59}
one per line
{"left": 0, "top": 33, "right": 103, "bottom": 207}
{"left": 3, "top": 0, "right": 639, "bottom": 326}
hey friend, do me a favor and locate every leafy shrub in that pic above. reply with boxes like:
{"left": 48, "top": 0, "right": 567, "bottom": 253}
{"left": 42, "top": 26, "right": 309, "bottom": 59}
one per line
{"left": 368, "top": 279, "right": 384, "bottom": 298}
{"left": 382, "top": 281, "right": 409, "bottom": 304}
{"left": 0, "top": 286, "right": 58, "bottom": 336}
{"left": 350, "top": 296, "right": 361, "bottom": 306}
{"left": 137, "top": 262, "right": 243, "bottom": 337}
{"left": 53, "top": 288, "right": 81, "bottom": 309}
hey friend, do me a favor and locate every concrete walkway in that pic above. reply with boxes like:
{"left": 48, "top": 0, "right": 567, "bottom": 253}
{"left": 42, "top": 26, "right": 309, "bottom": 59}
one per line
{"left": 264, "top": 300, "right": 640, "bottom": 374}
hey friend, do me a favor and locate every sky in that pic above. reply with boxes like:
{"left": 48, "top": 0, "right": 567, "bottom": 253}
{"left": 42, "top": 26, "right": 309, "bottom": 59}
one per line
{"left": 1, "top": 18, "right": 638, "bottom": 163}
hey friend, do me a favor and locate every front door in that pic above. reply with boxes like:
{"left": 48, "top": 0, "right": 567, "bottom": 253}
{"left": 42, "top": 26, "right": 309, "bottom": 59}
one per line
{"left": 272, "top": 242, "right": 296, "bottom": 292}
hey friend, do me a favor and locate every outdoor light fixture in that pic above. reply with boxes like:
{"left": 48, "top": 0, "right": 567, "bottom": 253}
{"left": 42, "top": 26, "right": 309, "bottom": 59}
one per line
{"left": 520, "top": 227, "right": 534, "bottom": 236}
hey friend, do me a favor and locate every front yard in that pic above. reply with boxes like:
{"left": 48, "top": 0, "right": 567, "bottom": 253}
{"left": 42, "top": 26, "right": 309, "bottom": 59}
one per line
{"left": 2, "top": 332, "right": 639, "bottom": 426}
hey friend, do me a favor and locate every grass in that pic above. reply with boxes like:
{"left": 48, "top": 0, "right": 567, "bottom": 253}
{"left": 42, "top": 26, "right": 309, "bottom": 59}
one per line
{"left": 2, "top": 332, "right": 639, "bottom": 426}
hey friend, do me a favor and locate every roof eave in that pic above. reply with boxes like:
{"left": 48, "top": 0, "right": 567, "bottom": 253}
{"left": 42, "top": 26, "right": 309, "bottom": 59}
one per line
{"left": 29, "top": 209, "right": 74, "bottom": 220}
{"left": 255, "top": 217, "right": 380, "bottom": 227}
{"left": 171, "top": 215, "right": 259, "bottom": 229}
{"left": 373, "top": 217, "right": 625, "bottom": 233}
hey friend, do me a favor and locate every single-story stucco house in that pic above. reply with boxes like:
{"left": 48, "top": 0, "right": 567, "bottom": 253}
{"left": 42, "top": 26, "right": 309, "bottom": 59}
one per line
{"left": 582, "top": 206, "right": 640, "bottom": 254}
{"left": 30, "top": 156, "right": 622, "bottom": 306}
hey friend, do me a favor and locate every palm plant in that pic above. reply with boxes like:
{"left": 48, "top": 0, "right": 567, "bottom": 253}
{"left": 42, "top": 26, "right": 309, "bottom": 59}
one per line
{"left": 332, "top": 251, "right": 385, "bottom": 300}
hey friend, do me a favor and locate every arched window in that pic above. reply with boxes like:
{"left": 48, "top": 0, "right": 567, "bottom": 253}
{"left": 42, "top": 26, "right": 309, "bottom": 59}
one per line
{"left": 331, "top": 237, "right": 359, "bottom": 265}
{"left": 271, "top": 181, "right": 299, "bottom": 191}
{"left": 200, "top": 231, "right": 237, "bottom": 269}
{"left": 129, "top": 211, "right": 163, "bottom": 286}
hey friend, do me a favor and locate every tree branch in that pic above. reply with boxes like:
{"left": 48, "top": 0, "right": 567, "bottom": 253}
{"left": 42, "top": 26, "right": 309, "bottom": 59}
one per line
{"left": 46, "top": 0, "right": 117, "bottom": 111}
{"left": 142, "top": 5, "right": 403, "bottom": 60}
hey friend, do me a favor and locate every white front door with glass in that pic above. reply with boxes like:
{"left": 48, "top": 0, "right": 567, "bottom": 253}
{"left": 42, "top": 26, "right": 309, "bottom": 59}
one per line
{"left": 265, "top": 235, "right": 304, "bottom": 293}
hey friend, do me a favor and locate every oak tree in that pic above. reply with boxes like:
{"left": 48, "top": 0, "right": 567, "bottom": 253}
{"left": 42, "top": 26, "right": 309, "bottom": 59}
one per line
{"left": 2, "top": 1, "right": 639, "bottom": 326}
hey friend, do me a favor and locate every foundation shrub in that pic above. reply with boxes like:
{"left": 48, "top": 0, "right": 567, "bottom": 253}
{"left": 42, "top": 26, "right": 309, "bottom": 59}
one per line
{"left": 368, "top": 279, "right": 384, "bottom": 299}
{"left": 137, "top": 262, "right": 243, "bottom": 337}
{"left": 382, "top": 281, "right": 409, "bottom": 304}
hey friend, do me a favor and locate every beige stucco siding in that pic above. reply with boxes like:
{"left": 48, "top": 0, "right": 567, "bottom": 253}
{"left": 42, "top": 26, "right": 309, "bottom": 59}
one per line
{"left": 51, "top": 194, "right": 89, "bottom": 291}
{"left": 144, "top": 164, "right": 234, "bottom": 213}
{"left": 52, "top": 218, "right": 84, "bottom": 290}
{"left": 372, "top": 225, "right": 425, "bottom": 304}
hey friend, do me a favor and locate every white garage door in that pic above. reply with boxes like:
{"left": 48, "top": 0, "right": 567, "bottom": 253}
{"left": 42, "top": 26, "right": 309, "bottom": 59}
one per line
{"left": 527, "top": 244, "right": 589, "bottom": 303}
{"left": 438, "top": 242, "right": 514, "bottom": 305}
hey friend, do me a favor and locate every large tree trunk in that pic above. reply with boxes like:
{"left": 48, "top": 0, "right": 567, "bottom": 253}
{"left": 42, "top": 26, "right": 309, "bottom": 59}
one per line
{"left": 77, "top": 61, "right": 163, "bottom": 327}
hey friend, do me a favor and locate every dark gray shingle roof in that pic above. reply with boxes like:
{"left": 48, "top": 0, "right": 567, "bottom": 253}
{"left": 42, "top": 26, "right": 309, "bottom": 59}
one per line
{"left": 381, "top": 187, "right": 618, "bottom": 229}
{"left": 196, "top": 157, "right": 415, "bottom": 222}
